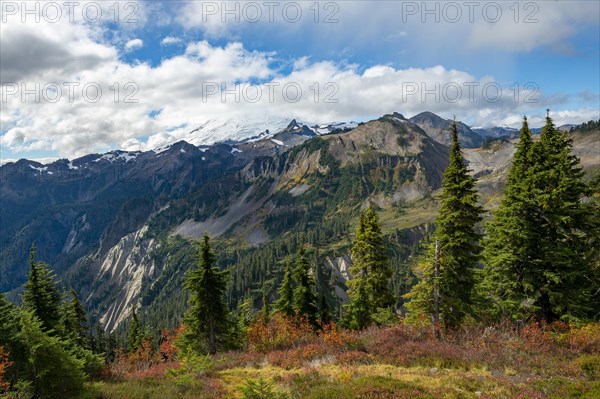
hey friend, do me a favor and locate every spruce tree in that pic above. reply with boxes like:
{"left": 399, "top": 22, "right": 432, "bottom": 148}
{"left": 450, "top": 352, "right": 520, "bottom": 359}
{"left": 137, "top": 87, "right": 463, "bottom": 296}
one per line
{"left": 405, "top": 121, "right": 482, "bottom": 328}
{"left": 292, "top": 248, "right": 318, "bottom": 325}
{"left": 22, "top": 244, "right": 62, "bottom": 333}
{"left": 274, "top": 260, "right": 295, "bottom": 318}
{"left": 183, "top": 234, "right": 231, "bottom": 354}
{"left": 63, "top": 289, "right": 88, "bottom": 347}
{"left": 127, "top": 307, "right": 143, "bottom": 353}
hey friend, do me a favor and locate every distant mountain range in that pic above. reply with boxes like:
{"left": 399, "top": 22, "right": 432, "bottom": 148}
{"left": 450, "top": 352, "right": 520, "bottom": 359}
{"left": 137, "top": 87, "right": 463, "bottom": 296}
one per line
{"left": 1, "top": 111, "right": 597, "bottom": 332}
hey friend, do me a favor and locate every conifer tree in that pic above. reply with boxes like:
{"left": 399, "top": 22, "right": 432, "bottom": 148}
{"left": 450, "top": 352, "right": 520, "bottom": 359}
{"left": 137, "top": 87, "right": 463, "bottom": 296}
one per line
{"left": 274, "top": 260, "right": 295, "bottom": 318}
{"left": 19, "top": 310, "right": 86, "bottom": 398}
{"left": 64, "top": 289, "right": 88, "bottom": 347}
{"left": 405, "top": 121, "right": 482, "bottom": 328}
{"left": 260, "top": 287, "right": 270, "bottom": 321}
{"left": 482, "top": 117, "right": 540, "bottom": 319}
{"left": 344, "top": 204, "right": 394, "bottom": 329}
{"left": 127, "top": 307, "right": 143, "bottom": 353}
{"left": 483, "top": 112, "right": 597, "bottom": 322}
{"left": 344, "top": 278, "right": 372, "bottom": 329}
{"left": 92, "top": 322, "right": 107, "bottom": 355}
{"left": 525, "top": 113, "right": 592, "bottom": 321}
{"left": 183, "top": 234, "right": 231, "bottom": 354}
{"left": 314, "top": 255, "right": 334, "bottom": 324}
{"left": 292, "top": 248, "right": 318, "bottom": 325}
{"left": 0, "top": 294, "right": 25, "bottom": 381}
{"left": 22, "top": 244, "right": 62, "bottom": 333}
{"left": 0, "top": 295, "right": 19, "bottom": 349}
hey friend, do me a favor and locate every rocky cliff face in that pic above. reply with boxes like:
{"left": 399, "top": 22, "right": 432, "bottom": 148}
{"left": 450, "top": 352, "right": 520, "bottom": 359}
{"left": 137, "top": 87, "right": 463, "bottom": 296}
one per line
{"left": 410, "top": 111, "right": 484, "bottom": 148}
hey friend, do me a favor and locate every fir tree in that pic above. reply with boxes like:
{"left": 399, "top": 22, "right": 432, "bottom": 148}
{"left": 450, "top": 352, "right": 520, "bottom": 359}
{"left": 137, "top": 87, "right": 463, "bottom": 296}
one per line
{"left": 92, "top": 322, "right": 107, "bottom": 355}
{"left": 292, "top": 248, "right": 318, "bottom": 325}
{"left": 0, "top": 294, "right": 26, "bottom": 382}
{"left": 482, "top": 117, "right": 541, "bottom": 319}
{"left": 183, "top": 234, "right": 231, "bottom": 354}
{"left": 63, "top": 289, "right": 88, "bottom": 347}
{"left": 527, "top": 112, "right": 593, "bottom": 321}
{"left": 260, "top": 287, "right": 270, "bottom": 321}
{"left": 360, "top": 205, "right": 394, "bottom": 309}
{"left": 22, "top": 244, "right": 62, "bottom": 333}
{"left": 274, "top": 260, "right": 295, "bottom": 318}
{"left": 127, "top": 307, "right": 143, "bottom": 353}
{"left": 344, "top": 278, "right": 373, "bottom": 329}
{"left": 0, "top": 295, "right": 19, "bottom": 349}
{"left": 314, "top": 254, "right": 334, "bottom": 324}
{"left": 405, "top": 121, "right": 483, "bottom": 328}
{"left": 18, "top": 310, "right": 86, "bottom": 399}
{"left": 344, "top": 204, "right": 394, "bottom": 329}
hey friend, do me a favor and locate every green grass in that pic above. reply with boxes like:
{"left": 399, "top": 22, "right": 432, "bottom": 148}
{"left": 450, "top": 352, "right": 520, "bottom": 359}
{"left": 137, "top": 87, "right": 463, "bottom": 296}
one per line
{"left": 377, "top": 197, "right": 438, "bottom": 232}
{"left": 88, "top": 358, "right": 600, "bottom": 399}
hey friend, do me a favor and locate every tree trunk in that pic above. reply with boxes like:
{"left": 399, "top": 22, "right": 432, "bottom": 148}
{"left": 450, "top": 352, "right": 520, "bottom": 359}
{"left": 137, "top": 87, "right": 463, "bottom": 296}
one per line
{"left": 208, "top": 321, "right": 216, "bottom": 355}
{"left": 432, "top": 239, "right": 441, "bottom": 339}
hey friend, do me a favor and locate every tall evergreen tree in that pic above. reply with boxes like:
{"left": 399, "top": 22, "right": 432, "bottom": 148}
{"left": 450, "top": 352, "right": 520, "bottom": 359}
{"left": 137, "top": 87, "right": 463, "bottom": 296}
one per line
{"left": 18, "top": 310, "right": 87, "bottom": 399}
{"left": 344, "top": 277, "right": 373, "bottom": 329}
{"left": 183, "top": 234, "right": 231, "bottom": 354}
{"left": 483, "top": 112, "right": 597, "bottom": 322}
{"left": 314, "top": 252, "right": 335, "bottom": 324}
{"left": 405, "top": 121, "right": 483, "bottom": 328}
{"left": 127, "top": 307, "right": 143, "bottom": 352}
{"left": 22, "top": 244, "right": 62, "bottom": 333}
{"left": 350, "top": 205, "right": 394, "bottom": 310}
{"left": 274, "top": 260, "right": 295, "bottom": 318}
{"left": 344, "top": 204, "right": 394, "bottom": 329}
{"left": 292, "top": 248, "right": 318, "bottom": 325}
{"left": 0, "top": 295, "right": 26, "bottom": 382}
{"left": 63, "top": 289, "right": 88, "bottom": 347}
{"left": 526, "top": 113, "right": 592, "bottom": 321}
{"left": 482, "top": 117, "right": 542, "bottom": 319}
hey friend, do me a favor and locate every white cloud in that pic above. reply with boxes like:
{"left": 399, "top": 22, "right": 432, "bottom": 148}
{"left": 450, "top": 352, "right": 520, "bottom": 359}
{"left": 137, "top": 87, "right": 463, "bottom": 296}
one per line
{"left": 173, "top": 1, "right": 598, "bottom": 53}
{"left": 0, "top": 1, "right": 597, "bottom": 158}
{"left": 125, "top": 38, "right": 144, "bottom": 50}
{"left": 161, "top": 36, "right": 181, "bottom": 45}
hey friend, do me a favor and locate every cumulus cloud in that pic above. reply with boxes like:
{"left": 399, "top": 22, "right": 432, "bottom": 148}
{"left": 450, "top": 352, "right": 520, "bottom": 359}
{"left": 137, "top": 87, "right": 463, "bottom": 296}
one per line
{"left": 0, "top": 1, "right": 598, "bottom": 158}
{"left": 125, "top": 38, "right": 144, "bottom": 50}
{"left": 161, "top": 36, "right": 181, "bottom": 45}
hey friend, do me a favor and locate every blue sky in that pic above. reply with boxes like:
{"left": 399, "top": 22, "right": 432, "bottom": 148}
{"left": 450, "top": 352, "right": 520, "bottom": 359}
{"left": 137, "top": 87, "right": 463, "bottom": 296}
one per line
{"left": 1, "top": 0, "right": 599, "bottom": 160}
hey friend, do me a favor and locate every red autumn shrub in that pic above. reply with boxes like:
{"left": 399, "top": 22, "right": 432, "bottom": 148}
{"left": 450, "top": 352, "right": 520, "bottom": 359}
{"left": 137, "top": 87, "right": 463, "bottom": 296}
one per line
{"left": 106, "top": 326, "right": 184, "bottom": 379}
{"left": 266, "top": 349, "right": 295, "bottom": 369}
{"left": 318, "top": 321, "right": 349, "bottom": 351}
{"left": 0, "top": 346, "right": 12, "bottom": 393}
{"left": 337, "top": 350, "right": 373, "bottom": 365}
{"left": 567, "top": 323, "right": 600, "bottom": 353}
{"left": 247, "top": 314, "right": 315, "bottom": 353}
{"left": 520, "top": 321, "right": 553, "bottom": 353}
{"left": 158, "top": 325, "right": 184, "bottom": 362}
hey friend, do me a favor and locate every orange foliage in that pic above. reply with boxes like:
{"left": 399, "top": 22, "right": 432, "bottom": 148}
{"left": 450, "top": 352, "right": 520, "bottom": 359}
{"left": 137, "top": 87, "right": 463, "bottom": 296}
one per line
{"left": 247, "top": 314, "right": 315, "bottom": 353}
{"left": 158, "top": 325, "right": 184, "bottom": 362}
{"left": 567, "top": 323, "right": 600, "bottom": 353}
{"left": 106, "top": 325, "right": 184, "bottom": 379}
{"left": 0, "top": 346, "right": 12, "bottom": 393}
{"left": 318, "top": 321, "right": 348, "bottom": 349}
